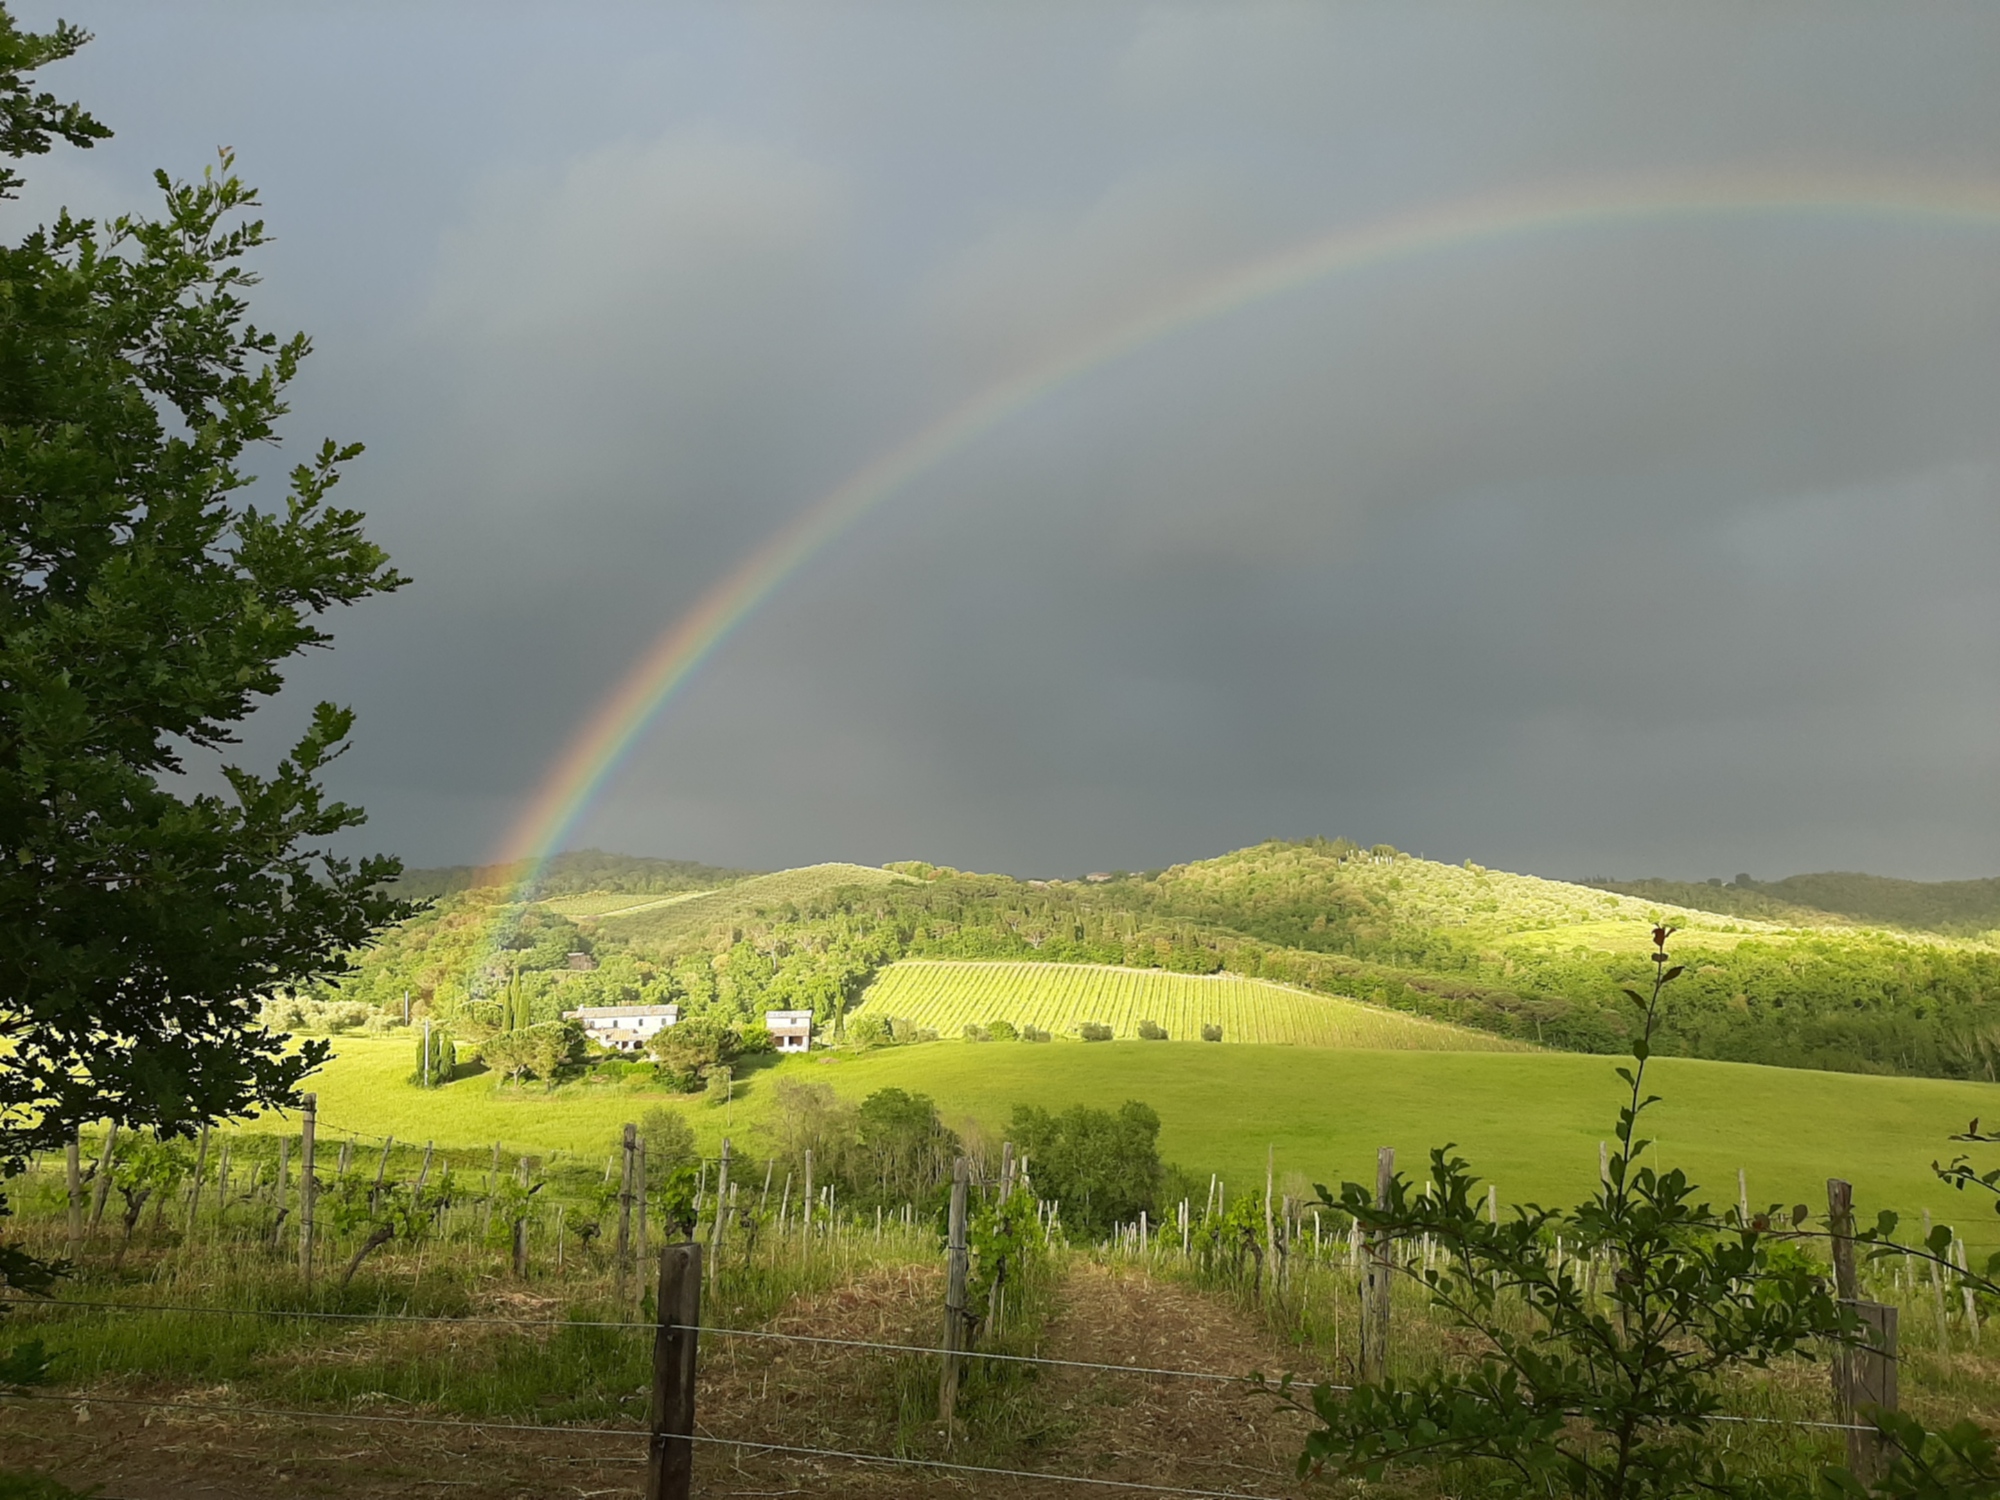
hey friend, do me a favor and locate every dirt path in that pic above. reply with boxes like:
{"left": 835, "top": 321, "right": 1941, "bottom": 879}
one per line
{"left": 0, "top": 1257, "right": 1325, "bottom": 1499}
{"left": 1027, "top": 1259, "right": 1318, "bottom": 1499}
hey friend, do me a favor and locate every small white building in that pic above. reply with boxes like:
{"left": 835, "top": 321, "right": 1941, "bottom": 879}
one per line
{"left": 564, "top": 1003, "right": 679, "bottom": 1053}
{"left": 765, "top": 1009, "right": 813, "bottom": 1053}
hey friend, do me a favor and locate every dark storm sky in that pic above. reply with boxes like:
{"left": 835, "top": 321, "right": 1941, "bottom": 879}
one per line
{"left": 16, "top": 3, "right": 2000, "bottom": 881}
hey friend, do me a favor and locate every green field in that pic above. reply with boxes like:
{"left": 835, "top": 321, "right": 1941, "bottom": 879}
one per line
{"left": 856, "top": 960, "right": 1524, "bottom": 1049}
{"left": 279, "top": 1035, "right": 2000, "bottom": 1247}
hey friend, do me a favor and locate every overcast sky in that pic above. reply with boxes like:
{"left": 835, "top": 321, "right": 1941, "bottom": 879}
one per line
{"left": 16, "top": 2, "right": 2000, "bottom": 881}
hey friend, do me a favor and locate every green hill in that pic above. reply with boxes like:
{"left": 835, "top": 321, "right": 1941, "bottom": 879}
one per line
{"left": 329, "top": 840, "right": 2000, "bottom": 1083}
{"left": 1594, "top": 871, "right": 2000, "bottom": 938}
{"left": 857, "top": 959, "right": 1524, "bottom": 1050}
{"left": 389, "top": 849, "right": 753, "bottom": 902}
{"left": 592, "top": 862, "right": 913, "bottom": 946}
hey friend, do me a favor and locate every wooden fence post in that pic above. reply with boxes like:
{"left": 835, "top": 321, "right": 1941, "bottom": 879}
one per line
{"left": 635, "top": 1139, "right": 650, "bottom": 1265}
{"left": 617, "top": 1123, "right": 637, "bottom": 1307}
{"left": 298, "top": 1094, "right": 317, "bottom": 1284}
{"left": 803, "top": 1148, "right": 815, "bottom": 1240}
{"left": 89, "top": 1123, "right": 118, "bottom": 1234}
{"left": 710, "top": 1139, "right": 732, "bottom": 1258}
{"left": 186, "top": 1125, "right": 211, "bottom": 1232}
{"left": 371, "top": 1136, "right": 394, "bottom": 1212}
{"left": 939, "top": 1156, "right": 970, "bottom": 1429}
{"left": 644, "top": 1242, "right": 703, "bottom": 1500}
{"left": 513, "top": 1156, "right": 533, "bottom": 1278}
{"left": 64, "top": 1133, "right": 82, "bottom": 1254}
{"left": 1360, "top": 1146, "right": 1394, "bottom": 1383}
{"left": 1828, "top": 1177, "right": 1898, "bottom": 1484}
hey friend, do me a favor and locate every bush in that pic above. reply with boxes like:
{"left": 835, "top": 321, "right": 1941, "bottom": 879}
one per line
{"left": 847, "top": 1014, "right": 893, "bottom": 1048}
{"left": 1137, "top": 1019, "right": 1168, "bottom": 1041}
{"left": 985, "top": 1019, "right": 1019, "bottom": 1042}
{"left": 1021, "top": 1025, "right": 1053, "bottom": 1043}
{"left": 962, "top": 1023, "right": 990, "bottom": 1042}
{"left": 704, "top": 1068, "right": 735, "bottom": 1108}
{"left": 1200, "top": 1023, "right": 1223, "bottom": 1042}
{"left": 1078, "top": 1022, "right": 1113, "bottom": 1042}
{"left": 902, "top": 1025, "right": 940, "bottom": 1044}
{"left": 737, "top": 1022, "right": 774, "bottom": 1054}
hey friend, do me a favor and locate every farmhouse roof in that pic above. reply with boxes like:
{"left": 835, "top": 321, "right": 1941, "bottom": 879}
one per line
{"left": 564, "top": 1004, "right": 680, "bottom": 1020}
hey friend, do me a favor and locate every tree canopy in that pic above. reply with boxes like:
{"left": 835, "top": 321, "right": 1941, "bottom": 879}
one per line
{"left": 0, "top": 9, "right": 409, "bottom": 1195}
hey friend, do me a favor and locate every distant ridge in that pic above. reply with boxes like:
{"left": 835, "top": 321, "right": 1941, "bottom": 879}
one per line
{"left": 389, "top": 849, "right": 757, "bottom": 902}
{"left": 1587, "top": 872, "right": 2000, "bottom": 936}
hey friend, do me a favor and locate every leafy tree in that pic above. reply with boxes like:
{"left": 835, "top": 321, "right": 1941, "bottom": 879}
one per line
{"left": 854, "top": 1088, "right": 957, "bottom": 1205}
{"left": 649, "top": 1016, "right": 739, "bottom": 1092}
{"left": 1286, "top": 927, "right": 1854, "bottom": 1500}
{"left": 1008, "top": 1100, "right": 1160, "bottom": 1237}
{"left": 0, "top": 3, "right": 409, "bottom": 1267}
{"left": 640, "top": 1105, "right": 698, "bottom": 1188}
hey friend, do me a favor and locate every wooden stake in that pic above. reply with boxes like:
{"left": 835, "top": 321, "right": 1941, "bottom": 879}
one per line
{"left": 617, "top": 1123, "right": 637, "bottom": 1307}
{"left": 1828, "top": 1177, "right": 1900, "bottom": 1484}
{"left": 513, "top": 1156, "right": 533, "bottom": 1278}
{"left": 298, "top": 1094, "right": 318, "bottom": 1284}
{"left": 186, "top": 1125, "right": 211, "bottom": 1232}
{"left": 803, "top": 1148, "right": 815, "bottom": 1238}
{"left": 644, "top": 1242, "right": 702, "bottom": 1500}
{"left": 89, "top": 1123, "right": 118, "bottom": 1232}
{"left": 939, "top": 1157, "right": 970, "bottom": 1429}
{"left": 635, "top": 1139, "right": 649, "bottom": 1264}
{"left": 1360, "top": 1147, "right": 1394, "bottom": 1383}
{"left": 371, "top": 1136, "right": 394, "bottom": 1212}
{"left": 710, "top": 1139, "right": 732, "bottom": 1258}
{"left": 64, "top": 1134, "right": 82, "bottom": 1254}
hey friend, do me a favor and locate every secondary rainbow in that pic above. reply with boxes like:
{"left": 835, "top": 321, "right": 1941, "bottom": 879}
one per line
{"left": 485, "top": 171, "right": 2000, "bottom": 912}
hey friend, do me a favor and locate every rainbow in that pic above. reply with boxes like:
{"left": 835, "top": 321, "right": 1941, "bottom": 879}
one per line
{"left": 471, "top": 171, "right": 2000, "bottom": 940}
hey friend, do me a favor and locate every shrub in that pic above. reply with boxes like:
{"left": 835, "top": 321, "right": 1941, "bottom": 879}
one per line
{"left": 903, "top": 1025, "right": 940, "bottom": 1044}
{"left": 985, "top": 1019, "right": 1019, "bottom": 1042}
{"left": 737, "top": 1023, "right": 774, "bottom": 1054}
{"left": 846, "top": 1014, "right": 893, "bottom": 1048}
{"left": 1021, "top": 1025, "right": 1053, "bottom": 1043}
{"left": 962, "top": 1023, "right": 990, "bottom": 1042}
{"left": 1078, "top": 1022, "right": 1113, "bottom": 1042}
{"left": 1137, "top": 1019, "right": 1168, "bottom": 1041}
{"left": 1201, "top": 1023, "right": 1223, "bottom": 1042}
{"left": 703, "top": 1068, "right": 734, "bottom": 1108}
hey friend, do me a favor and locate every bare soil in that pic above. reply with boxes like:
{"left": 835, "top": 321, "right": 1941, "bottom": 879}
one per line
{"left": 0, "top": 1259, "right": 1318, "bottom": 1499}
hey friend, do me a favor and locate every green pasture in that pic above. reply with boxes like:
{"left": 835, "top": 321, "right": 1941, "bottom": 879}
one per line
{"left": 857, "top": 959, "right": 1525, "bottom": 1049}
{"left": 275, "top": 1036, "right": 2000, "bottom": 1247}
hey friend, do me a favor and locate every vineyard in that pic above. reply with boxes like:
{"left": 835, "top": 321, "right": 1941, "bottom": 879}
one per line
{"left": 854, "top": 960, "right": 1526, "bottom": 1049}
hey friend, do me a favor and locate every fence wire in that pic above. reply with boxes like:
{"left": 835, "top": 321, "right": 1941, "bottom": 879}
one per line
{"left": 2, "top": 1390, "right": 1292, "bottom": 1500}
{"left": 0, "top": 1292, "right": 1876, "bottom": 1431}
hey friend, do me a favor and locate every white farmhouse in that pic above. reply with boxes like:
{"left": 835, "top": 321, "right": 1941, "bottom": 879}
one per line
{"left": 564, "top": 1003, "right": 679, "bottom": 1053}
{"left": 764, "top": 1009, "right": 813, "bottom": 1053}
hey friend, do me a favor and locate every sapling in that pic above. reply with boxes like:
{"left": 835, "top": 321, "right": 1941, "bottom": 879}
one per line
{"left": 1283, "top": 925, "right": 1855, "bottom": 1500}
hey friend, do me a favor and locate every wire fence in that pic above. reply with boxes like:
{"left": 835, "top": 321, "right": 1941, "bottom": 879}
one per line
{"left": 0, "top": 1290, "right": 1875, "bottom": 1433}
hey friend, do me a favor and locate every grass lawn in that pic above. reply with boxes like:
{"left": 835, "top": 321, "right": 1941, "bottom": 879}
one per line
{"left": 278, "top": 1036, "right": 2000, "bottom": 1247}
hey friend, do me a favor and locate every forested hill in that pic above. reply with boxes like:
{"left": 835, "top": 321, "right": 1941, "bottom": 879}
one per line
{"left": 1587, "top": 872, "right": 2000, "bottom": 937}
{"left": 386, "top": 850, "right": 756, "bottom": 902}
{"left": 326, "top": 838, "right": 2000, "bottom": 1083}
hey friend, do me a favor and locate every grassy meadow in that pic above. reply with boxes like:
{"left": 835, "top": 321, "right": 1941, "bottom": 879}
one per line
{"left": 857, "top": 959, "right": 1526, "bottom": 1048}
{"left": 272, "top": 1034, "right": 2000, "bottom": 1248}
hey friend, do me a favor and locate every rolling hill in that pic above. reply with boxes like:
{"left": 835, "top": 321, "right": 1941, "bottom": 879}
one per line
{"left": 341, "top": 839, "right": 2000, "bottom": 1082}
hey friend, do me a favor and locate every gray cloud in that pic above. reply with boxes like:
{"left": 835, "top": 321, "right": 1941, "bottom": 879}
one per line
{"left": 17, "top": 1, "right": 2000, "bottom": 880}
